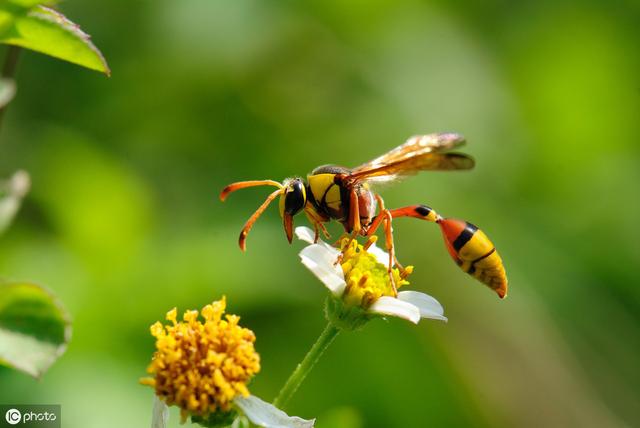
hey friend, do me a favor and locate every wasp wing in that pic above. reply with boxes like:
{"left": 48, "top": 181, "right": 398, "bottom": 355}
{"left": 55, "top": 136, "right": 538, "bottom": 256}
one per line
{"left": 346, "top": 133, "right": 474, "bottom": 185}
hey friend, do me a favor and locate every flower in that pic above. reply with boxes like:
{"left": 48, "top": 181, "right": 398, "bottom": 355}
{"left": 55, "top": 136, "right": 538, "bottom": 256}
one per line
{"left": 141, "top": 297, "right": 315, "bottom": 428}
{"left": 296, "top": 227, "right": 447, "bottom": 326}
{"left": 140, "top": 297, "right": 260, "bottom": 421}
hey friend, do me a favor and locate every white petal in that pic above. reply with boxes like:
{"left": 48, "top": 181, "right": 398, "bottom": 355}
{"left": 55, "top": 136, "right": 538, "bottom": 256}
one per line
{"left": 151, "top": 396, "right": 169, "bottom": 428}
{"left": 366, "top": 242, "right": 389, "bottom": 266}
{"left": 299, "top": 244, "right": 346, "bottom": 296}
{"left": 295, "top": 226, "right": 338, "bottom": 254}
{"left": 234, "top": 395, "right": 315, "bottom": 428}
{"left": 368, "top": 296, "right": 421, "bottom": 324}
{"left": 294, "top": 226, "right": 316, "bottom": 244}
{"left": 397, "top": 291, "right": 448, "bottom": 322}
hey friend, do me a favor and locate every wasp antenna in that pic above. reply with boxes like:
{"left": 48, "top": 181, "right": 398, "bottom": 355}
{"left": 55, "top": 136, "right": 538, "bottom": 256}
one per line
{"left": 220, "top": 180, "right": 283, "bottom": 202}
{"left": 238, "top": 230, "right": 248, "bottom": 252}
{"left": 237, "top": 187, "right": 285, "bottom": 251}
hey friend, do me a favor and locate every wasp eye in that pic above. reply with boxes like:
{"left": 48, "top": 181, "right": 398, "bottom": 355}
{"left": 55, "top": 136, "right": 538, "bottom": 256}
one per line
{"left": 284, "top": 180, "right": 306, "bottom": 215}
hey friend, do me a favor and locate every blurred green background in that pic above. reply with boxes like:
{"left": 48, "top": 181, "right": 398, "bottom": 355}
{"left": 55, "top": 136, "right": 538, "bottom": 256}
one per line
{"left": 1, "top": 0, "right": 639, "bottom": 427}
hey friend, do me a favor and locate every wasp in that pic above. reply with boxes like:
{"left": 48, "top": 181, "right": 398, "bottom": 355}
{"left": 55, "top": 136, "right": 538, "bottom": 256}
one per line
{"left": 220, "top": 133, "right": 507, "bottom": 298}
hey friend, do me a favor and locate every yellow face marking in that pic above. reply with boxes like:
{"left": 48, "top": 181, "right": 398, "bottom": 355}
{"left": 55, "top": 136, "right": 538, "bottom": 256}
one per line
{"left": 300, "top": 183, "right": 306, "bottom": 204}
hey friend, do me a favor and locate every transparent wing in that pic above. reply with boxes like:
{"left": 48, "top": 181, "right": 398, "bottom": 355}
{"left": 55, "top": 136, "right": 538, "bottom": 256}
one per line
{"left": 346, "top": 133, "right": 474, "bottom": 185}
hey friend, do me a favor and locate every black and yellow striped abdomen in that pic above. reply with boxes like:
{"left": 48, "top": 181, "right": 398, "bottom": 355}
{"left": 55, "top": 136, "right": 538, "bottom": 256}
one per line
{"left": 439, "top": 218, "right": 508, "bottom": 298}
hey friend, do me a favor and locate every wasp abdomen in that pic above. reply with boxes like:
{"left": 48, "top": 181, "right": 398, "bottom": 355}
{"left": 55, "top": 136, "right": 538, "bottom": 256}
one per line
{"left": 438, "top": 218, "right": 508, "bottom": 298}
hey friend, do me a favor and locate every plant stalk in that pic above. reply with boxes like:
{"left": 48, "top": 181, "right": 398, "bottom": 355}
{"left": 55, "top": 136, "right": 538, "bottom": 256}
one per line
{"left": 273, "top": 322, "right": 340, "bottom": 409}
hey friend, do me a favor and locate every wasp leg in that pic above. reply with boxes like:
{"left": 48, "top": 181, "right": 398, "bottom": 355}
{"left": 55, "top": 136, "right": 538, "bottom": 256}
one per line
{"left": 329, "top": 187, "right": 364, "bottom": 268}
{"left": 368, "top": 196, "right": 398, "bottom": 261}
{"left": 348, "top": 186, "right": 362, "bottom": 236}
{"left": 317, "top": 223, "right": 330, "bottom": 240}
{"left": 364, "top": 195, "right": 402, "bottom": 296}
{"left": 367, "top": 203, "right": 441, "bottom": 268}
{"left": 312, "top": 222, "right": 330, "bottom": 243}
{"left": 238, "top": 188, "right": 285, "bottom": 251}
{"left": 340, "top": 185, "right": 362, "bottom": 247}
{"left": 382, "top": 210, "right": 399, "bottom": 296}
{"left": 304, "top": 207, "right": 330, "bottom": 242}
{"left": 332, "top": 232, "right": 350, "bottom": 247}
{"left": 380, "top": 205, "right": 439, "bottom": 268}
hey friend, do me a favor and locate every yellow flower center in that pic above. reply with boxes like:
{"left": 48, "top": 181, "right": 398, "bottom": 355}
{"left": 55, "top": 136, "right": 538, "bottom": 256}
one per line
{"left": 140, "top": 297, "right": 260, "bottom": 422}
{"left": 338, "top": 237, "right": 412, "bottom": 308}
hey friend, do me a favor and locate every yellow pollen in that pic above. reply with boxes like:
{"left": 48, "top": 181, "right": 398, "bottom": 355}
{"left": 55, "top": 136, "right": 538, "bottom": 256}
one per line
{"left": 140, "top": 297, "right": 260, "bottom": 422}
{"left": 338, "top": 237, "right": 411, "bottom": 308}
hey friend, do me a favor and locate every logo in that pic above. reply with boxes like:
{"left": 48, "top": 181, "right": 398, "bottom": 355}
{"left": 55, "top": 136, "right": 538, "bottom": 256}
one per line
{"left": 4, "top": 409, "right": 20, "bottom": 425}
{"left": 0, "top": 406, "right": 59, "bottom": 427}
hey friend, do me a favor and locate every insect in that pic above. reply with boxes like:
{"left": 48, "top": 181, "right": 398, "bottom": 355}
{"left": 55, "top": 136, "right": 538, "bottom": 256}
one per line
{"left": 220, "top": 133, "right": 507, "bottom": 298}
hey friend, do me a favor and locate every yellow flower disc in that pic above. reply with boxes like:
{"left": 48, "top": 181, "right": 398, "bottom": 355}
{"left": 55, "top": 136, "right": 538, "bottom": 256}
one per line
{"left": 140, "top": 297, "right": 260, "bottom": 421}
{"left": 338, "top": 237, "right": 412, "bottom": 308}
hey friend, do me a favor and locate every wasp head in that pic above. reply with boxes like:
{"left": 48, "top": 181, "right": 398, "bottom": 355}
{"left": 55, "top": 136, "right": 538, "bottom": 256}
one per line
{"left": 279, "top": 178, "right": 307, "bottom": 243}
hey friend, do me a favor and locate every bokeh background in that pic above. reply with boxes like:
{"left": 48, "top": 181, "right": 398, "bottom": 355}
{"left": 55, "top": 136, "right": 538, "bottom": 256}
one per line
{"left": 1, "top": 0, "right": 639, "bottom": 427}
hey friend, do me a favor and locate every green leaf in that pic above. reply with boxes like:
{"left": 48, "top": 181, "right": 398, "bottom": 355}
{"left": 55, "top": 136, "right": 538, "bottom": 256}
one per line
{"left": 0, "top": 7, "right": 16, "bottom": 38}
{"left": 0, "top": 6, "right": 110, "bottom": 75}
{"left": 0, "top": 1, "right": 57, "bottom": 38}
{"left": 1, "top": 0, "right": 57, "bottom": 8}
{"left": 0, "top": 170, "right": 29, "bottom": 235}
{"left": 0, "top": 281, "right": 71, "bottom": 378}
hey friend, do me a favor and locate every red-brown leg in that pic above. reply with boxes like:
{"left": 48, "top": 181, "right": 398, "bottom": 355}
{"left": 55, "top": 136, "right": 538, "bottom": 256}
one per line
{"left": 238, "top": 188, "right": 285, "bottom": 251}
{"left": 364, "top": 195, "right": 401, "bottom": 295}
{"left": 304, "top": 207, "right": 330, "bottom": 242}
{"left": 381, "top": 210, "right": 399, "bottom": 295}
{"left": 340, "top": 186, "right": 361, "bottom": 246}
{"left": 348, "top": 186, "right": 362, "bottom": 236}
{"left": 365, "top": 204, "right": 441, "bottom": 258}
{"left": 311, "top": 222, "right": 330, "bottom": 243}
{"left": 366, "top": 196, "right": 398, "bottom": 250}
{"left": 332, "top": 187, "right": 363, "bottom": 266}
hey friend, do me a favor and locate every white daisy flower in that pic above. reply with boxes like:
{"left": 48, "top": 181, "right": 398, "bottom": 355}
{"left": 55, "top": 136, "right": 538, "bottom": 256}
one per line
{"left": 296, "top": 226, "right": 447, "bottom": 325}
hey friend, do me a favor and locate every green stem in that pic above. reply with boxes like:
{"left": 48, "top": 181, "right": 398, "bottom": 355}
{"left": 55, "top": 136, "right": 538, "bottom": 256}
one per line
{"left": 273, "top": 322, "right": 340, "bottom": 409}
{"left": 0, "top": 45, "right": 22, "bottom": 137}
